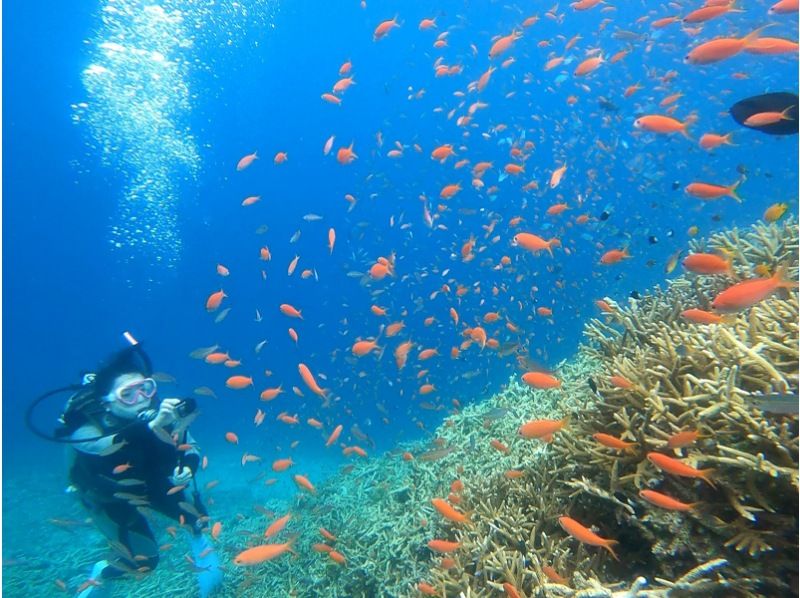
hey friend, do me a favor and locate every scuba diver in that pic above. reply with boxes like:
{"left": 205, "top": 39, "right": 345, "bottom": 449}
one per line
{"left": 28, "top": 335, "right": 223, "bottom": 597}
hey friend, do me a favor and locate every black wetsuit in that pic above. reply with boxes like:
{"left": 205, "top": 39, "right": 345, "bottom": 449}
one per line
{"left": 70, "top": 419, "right": 204, "bottom": 577}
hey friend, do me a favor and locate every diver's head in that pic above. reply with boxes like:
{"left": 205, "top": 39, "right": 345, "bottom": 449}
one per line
{"left": 103, "top": 373, "right": 157, "bottom": 419}
{"left": 91, "top": 343, "right": 155, "bottom": 420}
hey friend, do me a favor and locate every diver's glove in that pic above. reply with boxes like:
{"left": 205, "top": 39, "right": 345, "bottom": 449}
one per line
{"left": 170, "top": 465, "right": 193, "bottom": 487}
{"left": 148, "top": 398, "right": 183, "bottom": 429}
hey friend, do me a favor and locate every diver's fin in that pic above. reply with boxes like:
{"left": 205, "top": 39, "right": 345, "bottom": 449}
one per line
{"left": 191, "top": 534, "right": 223, "bottom": 598}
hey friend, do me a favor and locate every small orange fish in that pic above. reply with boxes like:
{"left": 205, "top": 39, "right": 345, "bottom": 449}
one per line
{"left": 336, "top": 142, "right": 357, "bottom": 164}
{"left": 682, "top": 253, "right": 732, "bottom": 275}
{"left": 293, "top": 474, "right": 316, "bottom": 494}
{"left": 279, "top": 303, "right": 303, "bottom": 319}
{"left": 558, "top": 516, "right": 618, "bottom": 560}
{"left": 521, "top": 371, "right": 561, "bottom": 389}
{"left": 236, "top": 152, "right": 258, "bottom": 171}
{"left": 634, "top": 114, "right": 696, "bottom": 137}
{"left": 518, "top": 417, "right": 568, "bottom": 442}
{"left": 373, "top": 16, "right": 400, "bottom": 41}
{"left": 711, "top": 266, "right": 797, "bottom": 312}
{"left": 325, "top": 424, "right": 343, "bottom": 447}
{"left": 514, "top": 233, "right": 560, "bottom": 256}
{"left": 640, "top": 489, "right": 698, "bottom": 511}
{"left": 431, "top": 498, "right": 470, "bottom": 524}
{"left": 226, "top": 376, "right": 253, "bottom": 390}
{"left": 205, "top": 290, "right": 226, "bottom": 312}
{"left": 667, "top": 429, "right": 702, "bottom": 448}
{"left": 593, "top": 433, "right": 637, "bottom": 451}
{"left": 233, "top": 540, "right": 294, "bottom": 565}
{"left": 427, "top": 539, "right": 460, "bottom": 553}
{"left": 271, "top": 458, "right": 294, "bottom": 472}
{"left": 600, "top": 248, "right": 630, "bottom": 265}
{"left": 685, "top": 180, "right": 742, "bottom": 202}
{"left": 647, "top": 452, "right": 715, "bottom": 486}
{"left": 264, "top": 513, "right": 291, "bottom": 538}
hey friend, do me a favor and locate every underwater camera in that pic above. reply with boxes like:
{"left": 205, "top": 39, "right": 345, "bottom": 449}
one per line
{"left": 175, "top": 397, "right": 197, "bottom": 418}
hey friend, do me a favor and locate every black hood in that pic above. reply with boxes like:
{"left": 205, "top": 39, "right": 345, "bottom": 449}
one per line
{"left": 91, "top": 345, "right": 153, "bottom": 397}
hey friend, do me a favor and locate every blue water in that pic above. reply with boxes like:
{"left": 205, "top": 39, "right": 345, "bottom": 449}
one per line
{"left": 4, "top": 0, "right": 798, "bottom": 592}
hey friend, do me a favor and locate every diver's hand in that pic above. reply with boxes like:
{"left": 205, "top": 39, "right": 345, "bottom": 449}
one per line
{"left": 170, "top": 465, "right": 193, "bottom": 486}
{"left": 149, "top": 398, "right": 182, "bottom": 429}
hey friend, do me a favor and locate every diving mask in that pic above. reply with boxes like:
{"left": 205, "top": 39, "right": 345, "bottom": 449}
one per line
{"left": 114, "top": 377, "right": 157, "bottom": 405}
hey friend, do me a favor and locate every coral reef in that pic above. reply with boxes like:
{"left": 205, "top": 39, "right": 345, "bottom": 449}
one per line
{"left": 9, "top": 219, "right": 795, "bottom": 597}
{"left": 219, "top": 218, "right": 797, "bottom": 597}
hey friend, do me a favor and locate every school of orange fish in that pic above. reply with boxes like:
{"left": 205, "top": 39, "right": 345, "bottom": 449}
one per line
{"left": 183, "top": 0, "right": 797, "bottom": 586}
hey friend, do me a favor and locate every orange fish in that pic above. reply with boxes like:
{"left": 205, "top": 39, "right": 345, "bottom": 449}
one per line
{"left": 112, "top": 462, "right": 132, "bottom": 475}
{"left": 682, "top": 253, "right": 732, "bottom": 275}
{"left": 542, "top": 565, "right": 568, "bottom": 585}
{"left": 224, "top": 432, "right": 239, "bottom": 444}
{"left": 514, "top": 233, "right": 560, "bottom": 256}
{"left": 328, "top": 228, "right": 336, "bottom": 254}
{"left": 431, "top": 144, "right": 456, "bottom": 162}
{"left": 326, "top": 424, "right": 343, "bottom": 447}
{"left": 236, "top": 152, "right": 258, "bottom": 171}
{"left": 518, "top": 417, "right": 568, "bottom": 442}
{"left": 431, "top": 498, "right": 470, "bottom": 524}
{"left": 609, "top": 375, "right": 634, "bottom": 389}
{"left": 600, "top": 248, "right": 630, "bottom": 265}
{"left": 667, "top": 429, "right": 702, "bottom": 448}
{"left": 744, "top": 106, "right": 795, "bottom": 127}
{"left": 260, "top": 386, "right": 284, "bottom": 401}
{"left": 490, "top": 439, "right": 510, "bottom": 453}
{"left": 647, "top": 452, "right": 715, "bottom": 486}
{"left": 593, "top": 433, "right": 637, "bottom": 451}
{"left": 639, "top": 490, "right": 698, "bottom": 511}
{"left": 279, "top": 303, "right": 303, "bottom": 319}
{"left": 204, "top": 350, "right": 230, "bottom": 364}
{"left": 699, "top": 132, "right": 735, "bottom": 150}
{"left": 332, "top": 77, "right": 355, "bottom": 94}
{"left": 272, "top": 458, "right": 294, "bottom": 472}
{"left": 521, "top": 371, "right": 561, "bottom": 389}
{"left": 711, "top": 266, "right": 796, "bottom": 312}
{"left": 226, "top": 376, "right": 253, "bottom": 389}
{"left": 574, "top": 55, "right": 603, "bottom": 76}
{"left": 549, "top": 163, "right": 568, "bottom": 188}
{"left": 681, "top": 308, "right": 731, "bottom": 324}
{"left": 321, "top": 93, "right": 342, "bottom": 105}
{"left": 427, "top": 539, "right": 460, "bottom": 553}
{"left": 419, "top": 18, "right": 437, "bottom": 30}
{"left": 264, "top": 514, "right": 291, "bottom": 538}
{"left": 273, "top": 152, "right": 288, "bottom": 164}
{"left": 634, "top": 114, "right": 696, "bottom": 137}
{"left": 489, "top": 32, "right": 521, "bottom": 59}
{"left": 685, "top": 180, "right": 742, "bottom": 202}
{"left": 211, "top": 522, "right": 222, "bottom": 540}
{"left": 336, "top": 142, "right": 357, "bottom": 165}
{"left": 233, "top": 540, "right": 294, "bottom": 565}
{"left": 206, "top": 290, "right": 226, "bottom": 312}
{"left": 294, "top": 474, "right": 316, "bottom": 494}
{"left": 685, "top": 27, "right": 766, "bottom": 64}
{"left": 352, "top": 339, "right": 380, "bottom": 356}
{"left": 328, "top": 550, "right": 346, "bottom": 565}
{"left": 373, "top": 16, "right": 400, "bottom": 41}
{"left": 298, "top": 363, "right": 326, "bottom": 397}
{"left": 440, "top": 183, "right": 462, "bottom": 199}
{"left": 558, "top": 516, "right": 618, "bottom": 560}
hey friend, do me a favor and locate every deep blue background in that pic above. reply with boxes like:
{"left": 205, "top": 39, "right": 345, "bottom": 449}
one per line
{"left": 5, "top": 0, "right": 798, "bottom": 476}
